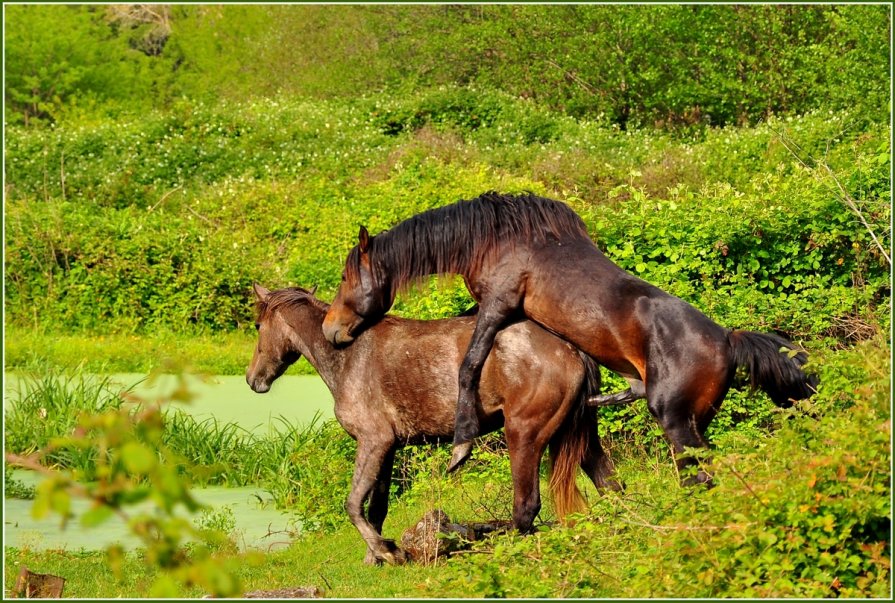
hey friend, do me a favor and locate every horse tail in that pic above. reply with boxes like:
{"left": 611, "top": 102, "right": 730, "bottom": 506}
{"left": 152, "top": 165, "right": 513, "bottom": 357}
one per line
{"left": 548, "top": 351, "right": 601, "bottom": 523}
{"left": 727, "top": 330, "right": 819, "bottom": 407}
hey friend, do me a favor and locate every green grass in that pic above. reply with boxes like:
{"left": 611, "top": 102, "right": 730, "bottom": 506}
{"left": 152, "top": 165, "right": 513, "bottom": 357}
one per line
{"left": 4, "top": 339, "right": 890, "bottom": 598}
{"left": 3, "top": 326, "right": 316, "bottom": 376}
{"left": 3, "top": 518, "right": 439, "bottom": 598}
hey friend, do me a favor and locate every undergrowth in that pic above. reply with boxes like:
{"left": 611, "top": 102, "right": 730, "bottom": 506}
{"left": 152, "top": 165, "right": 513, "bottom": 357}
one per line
{"left": 423, "top": 338, "right": 892, "bottom": 598}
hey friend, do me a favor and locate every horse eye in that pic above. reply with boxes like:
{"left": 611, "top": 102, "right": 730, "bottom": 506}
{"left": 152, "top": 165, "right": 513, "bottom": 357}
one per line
{"left": 254, "top": 323, "right": 260, "bottom": 331}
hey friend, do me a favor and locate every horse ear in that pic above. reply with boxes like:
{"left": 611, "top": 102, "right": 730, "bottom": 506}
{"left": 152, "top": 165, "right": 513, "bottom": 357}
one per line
{"left": 253, "top": 282, "right": 270, "bottom": 301}
{"left": 309, "top": 284, "right": 318, "bottom": 296}
{"left": 358, "top": 225, "right": 370, "bottom": 253}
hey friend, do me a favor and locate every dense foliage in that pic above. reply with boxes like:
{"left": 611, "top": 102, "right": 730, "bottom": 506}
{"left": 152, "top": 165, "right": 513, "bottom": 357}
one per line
{"left": 3, "top": 4, "right": 891, "bottom": 599}
{"left": 426, "top": 340, "right": 891, "bottom": 598}
{"left": 4, "top": 97, "right": 890, "bottom": 339}
{"left": 5, "top": 5, "right": 889, "bottom": 128}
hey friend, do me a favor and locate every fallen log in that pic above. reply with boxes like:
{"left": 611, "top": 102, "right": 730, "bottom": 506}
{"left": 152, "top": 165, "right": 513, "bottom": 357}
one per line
{"left": 13, "top": 567, "right": 66, "bottom": 598}
{"left": 400, "top": 509, "right": 513, "bottom": 564}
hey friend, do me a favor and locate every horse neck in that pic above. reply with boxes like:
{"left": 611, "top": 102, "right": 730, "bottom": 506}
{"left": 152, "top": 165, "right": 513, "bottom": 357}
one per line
{"left": 375, "top": 220, "right": 474, "bottom": 289}
{"left": 279, "top": 303, "right": 345, "bottom": 390}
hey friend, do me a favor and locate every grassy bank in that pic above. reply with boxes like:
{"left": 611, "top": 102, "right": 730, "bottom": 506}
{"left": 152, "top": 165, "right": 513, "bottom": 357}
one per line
{"left": 3, "top": 326, "right": 301, "bottom": 376}
{"left": 4, "top": 338, "right": 890, "bottom": 598}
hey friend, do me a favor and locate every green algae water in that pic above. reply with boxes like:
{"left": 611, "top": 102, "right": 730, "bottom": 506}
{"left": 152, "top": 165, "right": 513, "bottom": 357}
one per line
{"left": 4, "top": 372, "right": 335, "bottom": 551}
{"left": 3, "top": 373, "right": 335, "bottom": 432}
{"left": 4, "top": 477, "right": 298, "bottom": 552}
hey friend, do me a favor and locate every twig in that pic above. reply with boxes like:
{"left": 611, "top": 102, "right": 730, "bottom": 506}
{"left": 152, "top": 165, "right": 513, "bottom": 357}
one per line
{"left": 148, "top": 185, "right": 182, "bottom": 212}
{"left": 544, "top": 58, "right": 600, "bottom": 97}
{"left": 447, "top": 548, "right": 493, "bottom": 556}
{"left": 818, "top": 161, "right": 891, "bottom": 265}
{"left": 186, "top": 205, "right": 217, "bottom": 227}
{"left": 316, "top": 572, "right": 333, "bottom": 592}
{"left": 772, "top": 126, "right": 891, "bottom": 266}
{"left": 712, "top": 458, "right": 768, "bottom": 509}
{"left": 59, "top": 150, "right": 66, "bottom": 202}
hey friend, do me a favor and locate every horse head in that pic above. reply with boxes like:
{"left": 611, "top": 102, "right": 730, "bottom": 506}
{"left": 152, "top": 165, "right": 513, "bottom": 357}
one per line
{"left": 246, "top": 282, "right": 304, "bottom": 392}
{"left": 323, "top": 225, "right": 395, "bottom": 346}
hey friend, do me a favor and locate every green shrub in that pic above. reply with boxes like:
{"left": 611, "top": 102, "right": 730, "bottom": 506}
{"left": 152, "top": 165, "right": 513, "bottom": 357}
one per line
{"left": 4, "top": 93, "right": 888, "bottom": 351}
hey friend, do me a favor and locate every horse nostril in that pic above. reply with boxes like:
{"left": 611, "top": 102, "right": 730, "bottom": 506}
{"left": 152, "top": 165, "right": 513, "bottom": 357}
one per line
{"left": 247, "top": 375, "right": 270, "bottom": 394}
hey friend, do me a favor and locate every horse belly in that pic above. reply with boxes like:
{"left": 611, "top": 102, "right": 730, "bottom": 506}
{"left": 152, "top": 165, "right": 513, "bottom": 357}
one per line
{"left": 522, "top": 279, "right": 649, "bottom": 379}
{"left": 376, "top": 328, "right": 506, "bottom": 440}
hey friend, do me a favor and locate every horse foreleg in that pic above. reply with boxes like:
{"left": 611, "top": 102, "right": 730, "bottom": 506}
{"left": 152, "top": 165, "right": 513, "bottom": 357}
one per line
{"left": 646, "top": 393, "right": 714, "bottom": 487}
{"left": 367, "top": 446, "right": 396, "bottom": 535}
{"left": 450, "top": 306, "right": 513, "bottom": 472}
{"left": 348, "top": 440, "right": 406, "bottom": 565}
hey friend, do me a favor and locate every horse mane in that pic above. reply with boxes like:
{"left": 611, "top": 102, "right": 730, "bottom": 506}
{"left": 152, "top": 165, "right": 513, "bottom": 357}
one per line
{"left": 345, "top": 192, "right": 590, "bottom": 290}
{"left": 256, "top": 287, "right": 330, "bottom": 322}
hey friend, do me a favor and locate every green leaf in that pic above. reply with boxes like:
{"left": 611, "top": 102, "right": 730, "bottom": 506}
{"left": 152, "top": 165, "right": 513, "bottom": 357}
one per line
{"left": 50, "top": 488, "right": 71, "bottom": 519}
{"left": 81, "top": 504, "right": 114, "bottom": 527}
{"left": 31, "top": 490, "right": 51, "bottom": 520}
{"left": 150, "top": 574, "right": 181, "bottom": 598}
{"left": 121, "top": 441, "right": 157, "bottom": 474}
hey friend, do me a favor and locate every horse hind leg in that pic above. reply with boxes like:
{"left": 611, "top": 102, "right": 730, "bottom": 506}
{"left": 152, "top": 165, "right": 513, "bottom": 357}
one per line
{"left": 646, "top": 384, "right": 722, "bottom": 487}
{"left": 506, "top": 433, "right": 544, "bottom": 534}
{"left": 577, "top": 413, "right": 623, "bottom": 492}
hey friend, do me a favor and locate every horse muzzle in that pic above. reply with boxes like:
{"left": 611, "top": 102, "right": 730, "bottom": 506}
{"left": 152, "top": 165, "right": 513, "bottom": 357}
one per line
{"left": 322, "top": 316, "right": 357, "bottom": 346}
{"left": 246, "top": 374, "right": 271, "bottom": 394}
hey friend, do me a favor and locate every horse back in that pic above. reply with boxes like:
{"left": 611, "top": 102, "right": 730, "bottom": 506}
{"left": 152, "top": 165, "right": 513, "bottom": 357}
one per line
{"left": 333, "top": 316, "right": 584, "bottom": 442}
{"left": 512, "top": 238, "right": 729, "bottom": 379}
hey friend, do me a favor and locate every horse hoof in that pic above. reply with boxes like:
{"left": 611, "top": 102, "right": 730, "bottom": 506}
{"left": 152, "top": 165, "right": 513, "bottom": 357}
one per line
{"left": 447, "top": 442, "right": 473, "bottom": 473}
{"left": 389, "top": 547, "right": 408, "bottom": 565}
{"left": 681, "top": 470, "right": 714, "bottom": 488}
{"left": 363, "top": 551, "right": 382, "bottom": 566}
{"left": 602, "top": 478, "right": 626, "bottom": 493}
{"left": 377, "top": 548, "right": 408, "bottom": 566}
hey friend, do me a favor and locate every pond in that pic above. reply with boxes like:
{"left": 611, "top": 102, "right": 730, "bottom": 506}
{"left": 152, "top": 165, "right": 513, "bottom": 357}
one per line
{"left": 4, "top": 373, "right": 335, "bottom": 433}
{"left": 4, "top": 372, "right": 335, "bottom": 552}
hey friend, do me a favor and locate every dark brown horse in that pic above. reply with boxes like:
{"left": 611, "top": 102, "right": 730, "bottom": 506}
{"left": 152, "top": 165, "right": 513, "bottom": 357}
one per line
{"left": 248, "top": 284, "right": 617, "bottom": 564}
{"left": 322, "top": 192, "right": 819, "bottom": 484}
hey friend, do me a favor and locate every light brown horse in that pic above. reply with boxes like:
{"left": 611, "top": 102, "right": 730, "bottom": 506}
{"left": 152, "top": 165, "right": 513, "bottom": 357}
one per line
{"left": 247, "top": 284, "right": 617, "bottom": 565}
{"left": 322, "top": 192, "right": 819, "bottom": 484}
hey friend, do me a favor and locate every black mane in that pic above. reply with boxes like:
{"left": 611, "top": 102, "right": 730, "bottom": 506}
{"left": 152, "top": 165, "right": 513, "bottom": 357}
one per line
{"left": 346, "top": 192, "right": 590, "bottom": 289}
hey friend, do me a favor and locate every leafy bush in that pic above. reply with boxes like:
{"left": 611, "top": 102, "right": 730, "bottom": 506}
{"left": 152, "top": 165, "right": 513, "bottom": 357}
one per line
{"left": 5, "top": 5, "right": 889, "bottom": 129}
{"left": 5, "top": 99, "right": 888, "bottom": 342}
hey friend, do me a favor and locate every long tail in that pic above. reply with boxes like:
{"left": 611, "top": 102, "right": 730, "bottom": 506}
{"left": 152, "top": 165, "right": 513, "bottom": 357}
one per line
{"left": 548, "top": 351, "right": 601, "bottom": 523}
{"left": 727, "top": 330, "right": 819, "bottom": 407}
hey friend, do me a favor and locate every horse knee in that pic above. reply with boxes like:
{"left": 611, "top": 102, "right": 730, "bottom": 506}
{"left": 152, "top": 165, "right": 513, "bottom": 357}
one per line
{"left": 680, "top": 467, "right": 714, "bottom": 488}
{"left": 458, "top": 362, "right": 480, "bottom": 393}
{"left": 345, "top": 496, "right": 366, "bottom": 526}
